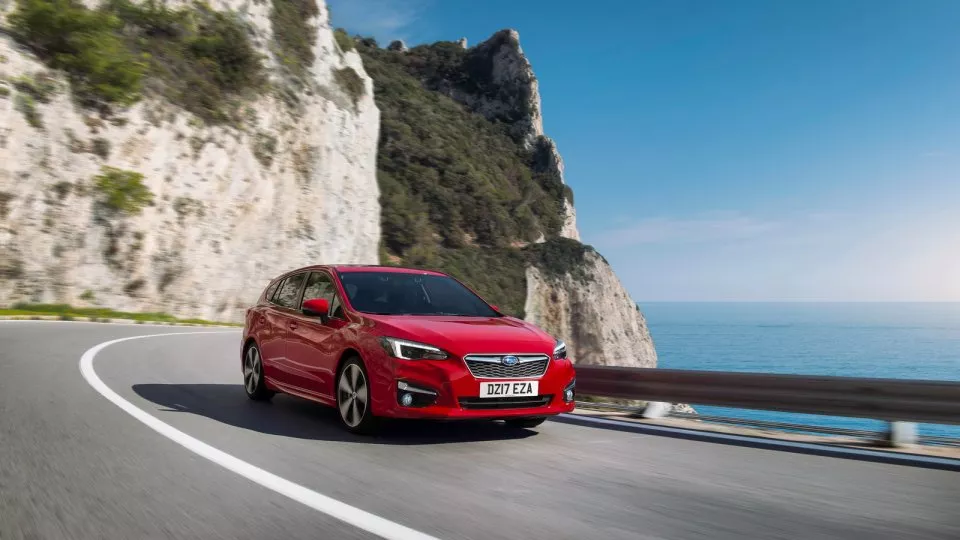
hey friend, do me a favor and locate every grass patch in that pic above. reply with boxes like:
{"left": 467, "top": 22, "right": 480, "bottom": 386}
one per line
{"left": 0, "top": 303, "right": 240, "bottom": 326}
{"left": 92, "top": 166, "right": 154, "bottom": 215}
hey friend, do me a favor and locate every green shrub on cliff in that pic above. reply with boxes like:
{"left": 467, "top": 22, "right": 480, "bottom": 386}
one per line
{"left": 93, "top": 167, "right": 153, "bottom": 216}
{"left": 270, "top": 0, "right": 319, "bottom": 80}
{"left": 334, "top": 28, "right": 354, "bottom": 52}
{"left": 9, "top": 0, "right": 146, "bottom": 104}
{"left": 9, "top": 0, "right": 263, "bottom": 121}
{"left": 333, "top": 67, "right": 364, "bottom": 108}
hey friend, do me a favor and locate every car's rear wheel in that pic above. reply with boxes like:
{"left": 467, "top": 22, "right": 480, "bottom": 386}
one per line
{"left": 243, "top": 344, "right": 274, "bottom": 401}
{"left": 504, "top": 417, "right": 547, "bottom": 429}
{"left": 337, "top": 357, "right": 378, "bottom": 434}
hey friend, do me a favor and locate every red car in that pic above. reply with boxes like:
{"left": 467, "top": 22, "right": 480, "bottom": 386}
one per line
{"left": 241, "top": 265, "right": 577, "bottom": 433}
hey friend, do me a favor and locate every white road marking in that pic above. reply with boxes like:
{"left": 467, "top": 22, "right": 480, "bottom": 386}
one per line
{"left": 80, "top": 331, "right": 441, "bottom": 540}
{"left": 0, "top": 319, "right": 237, "bottom": 328}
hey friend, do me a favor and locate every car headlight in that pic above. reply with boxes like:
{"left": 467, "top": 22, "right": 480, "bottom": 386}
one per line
{"left": 553, "top": 339, "right": 567, "bottom": 360}
{"left": 379, "top": 337, "right": 449, "bottom": 360}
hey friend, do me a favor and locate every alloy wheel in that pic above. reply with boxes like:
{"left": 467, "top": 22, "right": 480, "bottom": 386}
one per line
{"left": 338, "top": 363, "right": 368, "bottom": 428}
{"left": 244, "top": 346, "right": 262, "bottom": 395}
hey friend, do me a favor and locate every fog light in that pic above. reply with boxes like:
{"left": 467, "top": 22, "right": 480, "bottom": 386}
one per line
{"left": 564, "top": 389, "right": 574, "bottom": 402}
{"left": 400, "top": 392, "right": 414, "bottom": 407}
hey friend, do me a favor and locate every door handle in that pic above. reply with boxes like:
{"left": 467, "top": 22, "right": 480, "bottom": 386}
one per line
{"left": 288, "top": 321, "right": 298, "bottom": 330}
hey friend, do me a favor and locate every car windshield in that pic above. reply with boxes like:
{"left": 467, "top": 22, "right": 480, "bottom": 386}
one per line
{"left": 338, "top": 271, "right": 499, "bottom": 317}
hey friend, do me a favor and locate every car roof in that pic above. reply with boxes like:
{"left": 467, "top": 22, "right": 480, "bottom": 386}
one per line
{"left": 283, "top": 264, "right": 448, "bottom": 277}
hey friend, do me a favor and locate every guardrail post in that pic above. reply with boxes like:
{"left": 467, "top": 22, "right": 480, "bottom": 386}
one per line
{"left": 884, "top": 421, "right": 918, "bottom": 447}
{"left": 641, "top": 401, "right": 671, "bottom": 419}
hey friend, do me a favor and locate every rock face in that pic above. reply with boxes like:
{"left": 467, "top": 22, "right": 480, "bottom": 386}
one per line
{"left": 454, "top": 29, "right": 543, "bottom": 149}
{"left": 427, "top": 30, "right": 579, "bottom": 241}
{"left": 524, "top": 251, "right": 657, "bottom": 368}
{"left": 442, "top": 31, "right": 653, "bottom": 365}
{"left": 0, "top": 0, "right": 380, "bottom": 321}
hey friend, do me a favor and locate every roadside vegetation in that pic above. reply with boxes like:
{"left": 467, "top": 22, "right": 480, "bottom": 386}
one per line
{"left": 354, "top": 37, "right": 588, "bottom": 316}
{"left": 9, "top": 0, "right": 264, "bottom": 122}
{"left": 0, "top": 303, "right": 240, "bottom": 326}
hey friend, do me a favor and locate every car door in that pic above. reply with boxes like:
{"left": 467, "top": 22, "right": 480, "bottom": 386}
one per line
{"left": 287, "top": 271, "right": 345, "bottom": 400}
{"left": 265, "top": 272, "right": 310, "bottom": 389}
{"left": 257, "top": 276, "right": 289, "bottom": 372}
{"left": 253, "top": 278, "right": 284, "bottom": 377}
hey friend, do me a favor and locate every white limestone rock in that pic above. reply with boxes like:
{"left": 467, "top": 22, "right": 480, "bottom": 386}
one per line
{"left": 524, "top": 251, "right": 657, "bottom": 368}
{"left": 0, "top": 0, "right": 381, "bottom": 322}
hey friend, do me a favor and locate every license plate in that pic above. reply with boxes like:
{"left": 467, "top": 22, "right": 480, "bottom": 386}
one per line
{"left": 479, "top": 381, "right": 539, "bottom": 398}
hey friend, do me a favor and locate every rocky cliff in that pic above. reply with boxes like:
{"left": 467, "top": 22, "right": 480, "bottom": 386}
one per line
{"left": 525, "top": 252, "right": 657, "bottom": 368}
{"left": 354, "top": 30, "right": 657, "bottom": 368}
{"left": 0, "top": 0, "right": 380, "bottom": 321}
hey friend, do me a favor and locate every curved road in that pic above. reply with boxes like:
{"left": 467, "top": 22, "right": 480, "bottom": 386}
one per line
{"left": 1, "top": 321, "right": 958, "bottom": 539}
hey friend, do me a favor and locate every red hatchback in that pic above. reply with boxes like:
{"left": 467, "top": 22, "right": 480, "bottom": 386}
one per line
{"left": 241, "top": 265, "right": 577, "bottom": 433}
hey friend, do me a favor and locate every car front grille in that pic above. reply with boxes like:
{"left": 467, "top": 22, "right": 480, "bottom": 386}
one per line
{"left": 463, "top": 354, "right": 550, "bottom": 379}
{"left": 458, "top": 395, "right": 553, "bottom": 410}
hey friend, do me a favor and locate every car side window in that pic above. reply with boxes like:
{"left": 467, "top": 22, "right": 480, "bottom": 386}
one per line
{"left": 274, "top": 273, "right": 306, "bottom": 309}
{"left": 269, "top": 278, "right": 287, "bottom": 304}
{"left": 301, "top": 272, "right": 336, "bottom": 310}
{"left": 263, "top": 280, "right": 280, "bottom": 303}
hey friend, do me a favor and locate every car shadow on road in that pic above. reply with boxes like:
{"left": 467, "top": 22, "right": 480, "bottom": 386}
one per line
{"left": 131, "top": 383, "right": 538, "bottom": 445}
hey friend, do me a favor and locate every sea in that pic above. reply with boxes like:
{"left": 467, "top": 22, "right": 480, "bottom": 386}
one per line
{"left": 642, "top": 302, "right": 960, "bottom": 439}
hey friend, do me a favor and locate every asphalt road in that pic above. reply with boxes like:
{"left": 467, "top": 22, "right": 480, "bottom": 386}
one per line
{"left": 1, "top": 321, "right": 958, "bottom": 540}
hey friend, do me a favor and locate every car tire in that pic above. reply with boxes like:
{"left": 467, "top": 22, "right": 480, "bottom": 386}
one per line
{"left": 504, "top": 417, "right": 547, "bottom": 429}
{"left": 336, "top": 356, "right": 379, "bottom": 435}
{"left": 243, "top": 343, "right": 275, "bottom": 401}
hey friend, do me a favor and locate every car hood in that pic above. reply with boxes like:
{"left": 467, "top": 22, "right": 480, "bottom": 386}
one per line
{"left": 367, "top": 315, "right": 555, "bottom": 356}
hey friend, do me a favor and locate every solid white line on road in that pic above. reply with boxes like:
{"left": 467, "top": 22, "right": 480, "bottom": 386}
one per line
{"left": 79, "top": 332, "right": 441, "bottom": 540}
{"left": 0, "top": 319, "right": 238, "bottom": 328}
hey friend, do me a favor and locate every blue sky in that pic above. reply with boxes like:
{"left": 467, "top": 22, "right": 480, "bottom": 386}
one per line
{"left": 327, "top": 0, "right": 960, "bottom": 302}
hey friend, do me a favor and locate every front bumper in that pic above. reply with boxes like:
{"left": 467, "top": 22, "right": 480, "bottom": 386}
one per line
{"left": 367, "top": 351, "right": 576, "bottom": 420}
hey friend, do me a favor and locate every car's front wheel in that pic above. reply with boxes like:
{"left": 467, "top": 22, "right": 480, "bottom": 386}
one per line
{"left": 337, "top": 356, "right": 379, "bottom": 434}
{"left": 243, "top": 343, "right": 275, "bottom": 401}
{"left": 504, "top": 417, "right": 547, "bottom": 429}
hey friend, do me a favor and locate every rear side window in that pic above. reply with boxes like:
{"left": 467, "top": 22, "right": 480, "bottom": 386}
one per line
{"left": 263, "top": 280, "right": 280, "bottom": 302}
{"left": 274, "top": 273, "right": 306, "bottom": 309}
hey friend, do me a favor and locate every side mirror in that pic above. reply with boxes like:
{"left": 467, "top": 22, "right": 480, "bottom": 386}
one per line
{"left": 302, "top": 298, "right": 330, "bottom": 321}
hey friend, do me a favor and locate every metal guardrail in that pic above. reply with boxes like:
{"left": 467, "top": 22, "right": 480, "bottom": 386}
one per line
{"left": 574, "top": 366, "right": 960, "bottom": 430}
{"left": 575, "top": 400, "right": 960, "bottom": 447}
